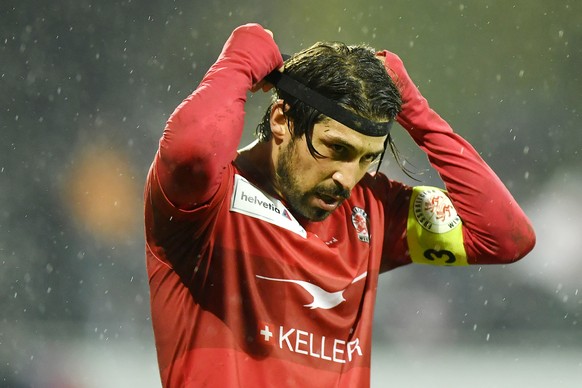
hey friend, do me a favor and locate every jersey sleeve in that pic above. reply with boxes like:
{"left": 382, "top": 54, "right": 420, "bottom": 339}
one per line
{"left": 153, "top": 24, "right": 283, "bottom": 210}
{"left": 144, "top": 24, "right": 283, "bottom": 272}
{"left": 377, "top": 50, "right": 536, "bottom": 265}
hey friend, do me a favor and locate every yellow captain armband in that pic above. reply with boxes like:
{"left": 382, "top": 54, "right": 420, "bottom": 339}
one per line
{"left": 406, "top": 186, "right": 468, "bottom": 266}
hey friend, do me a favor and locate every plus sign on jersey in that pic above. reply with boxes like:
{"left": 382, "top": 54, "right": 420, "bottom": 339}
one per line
{"left": 260, "top": 322, "right": 274, "bottom": 343}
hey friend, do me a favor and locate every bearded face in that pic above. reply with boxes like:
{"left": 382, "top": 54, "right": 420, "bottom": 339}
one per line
{"left": 274, "top": 120, "right": 386, "bottom": 222}
{"left": 276, "top": 139, "right": 349, "bottom": 221}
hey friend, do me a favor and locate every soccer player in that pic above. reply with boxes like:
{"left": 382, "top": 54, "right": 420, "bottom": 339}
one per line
{"left": 144, "top": 23, "right": 535, "bottom": 387}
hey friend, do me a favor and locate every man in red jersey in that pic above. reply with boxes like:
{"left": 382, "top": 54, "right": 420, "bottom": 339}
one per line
{"left": 144, "top": 23, "right": 535, "bottom": 387}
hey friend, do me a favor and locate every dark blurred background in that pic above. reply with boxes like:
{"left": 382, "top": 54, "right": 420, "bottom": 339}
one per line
{"left": 1, "top": 1, "right": 581, "bottom": 387}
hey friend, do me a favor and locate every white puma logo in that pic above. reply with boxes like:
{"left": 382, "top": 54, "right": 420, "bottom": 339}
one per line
{"left": 256, "top": 272, "right": 367, "bottom": 310}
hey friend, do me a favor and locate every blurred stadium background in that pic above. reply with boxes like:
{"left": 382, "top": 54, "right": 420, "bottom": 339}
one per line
{"left": 1, "top": 1, "right": 581, "bottom": 386}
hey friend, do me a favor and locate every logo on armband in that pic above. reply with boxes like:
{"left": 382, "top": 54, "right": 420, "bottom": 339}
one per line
{"left": 413, "top": 189, "right": 461, "bottom": 234}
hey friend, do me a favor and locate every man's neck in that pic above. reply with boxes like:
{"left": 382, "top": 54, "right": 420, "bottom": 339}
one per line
{"left": 235, "top": 140, "right": 279, "bottom": 198}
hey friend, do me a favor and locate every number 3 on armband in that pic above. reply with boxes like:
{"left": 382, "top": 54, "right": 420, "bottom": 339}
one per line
{"left": 423, "top": 249, "right": 456, "bottom": 264}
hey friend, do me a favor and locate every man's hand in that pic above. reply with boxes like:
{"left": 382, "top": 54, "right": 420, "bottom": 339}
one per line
{"left": 250, "top": 28, "right": 281, "bottom": 93}
{"left": 376, "top": 51, "right": 417, "bottom": 107}
{"left": 250, "top": 79, "right": 275, "bottom": 93}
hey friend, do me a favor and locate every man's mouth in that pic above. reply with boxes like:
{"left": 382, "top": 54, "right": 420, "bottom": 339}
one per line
{"left": 313, "top": 192, "right": 344, "bottom": 212}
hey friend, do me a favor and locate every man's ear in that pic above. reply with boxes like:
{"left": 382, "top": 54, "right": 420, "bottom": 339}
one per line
{"left": 270, "top": 99, "right": 290, "bottom": 142}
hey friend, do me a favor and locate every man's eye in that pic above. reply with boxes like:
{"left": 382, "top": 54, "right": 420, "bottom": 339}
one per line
{"left": 363, "top": 153, "right": 380, "bottom": 163}
{"left": 330, "top": 144, "right": 346, "bottom": 154}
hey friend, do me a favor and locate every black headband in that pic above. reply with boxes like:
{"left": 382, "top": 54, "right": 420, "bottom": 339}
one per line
{"left": 264, "top": 62, "right": 393, "bottom": 137}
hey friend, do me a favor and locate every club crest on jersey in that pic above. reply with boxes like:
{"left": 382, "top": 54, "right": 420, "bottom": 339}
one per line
{"left": 351, "top": 207, "right": 370, "bottom": 243}
{"left": 413, "top": 188, "right": 461, "bottom": 233}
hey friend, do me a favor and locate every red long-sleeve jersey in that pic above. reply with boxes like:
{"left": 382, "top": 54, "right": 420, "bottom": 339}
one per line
{"left": 144, "top": 23, "right": 535, "bottom": 388}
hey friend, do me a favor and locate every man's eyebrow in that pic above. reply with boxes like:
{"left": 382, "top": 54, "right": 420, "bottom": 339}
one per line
{"left": 321, "top": 133, "right": 385, "bottom": 156}
{"left": 322, "top": 134, "right": 356, "bottom": 149}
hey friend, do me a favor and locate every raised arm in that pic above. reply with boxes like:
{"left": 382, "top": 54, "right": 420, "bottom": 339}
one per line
{"left": 155, "top": 24, "right": 283, "bottom": 209}
{"left": 378, "top": 50, "right": 535, "bottom": 264}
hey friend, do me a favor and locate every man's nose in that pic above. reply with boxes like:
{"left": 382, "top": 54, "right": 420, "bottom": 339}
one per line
{"left": 331, "top": 162, "right": 362, "bottom": 192}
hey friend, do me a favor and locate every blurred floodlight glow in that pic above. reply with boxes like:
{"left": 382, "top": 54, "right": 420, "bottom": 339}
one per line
{"left": 64, "top": 143, "right": 141, "bottom": 243}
